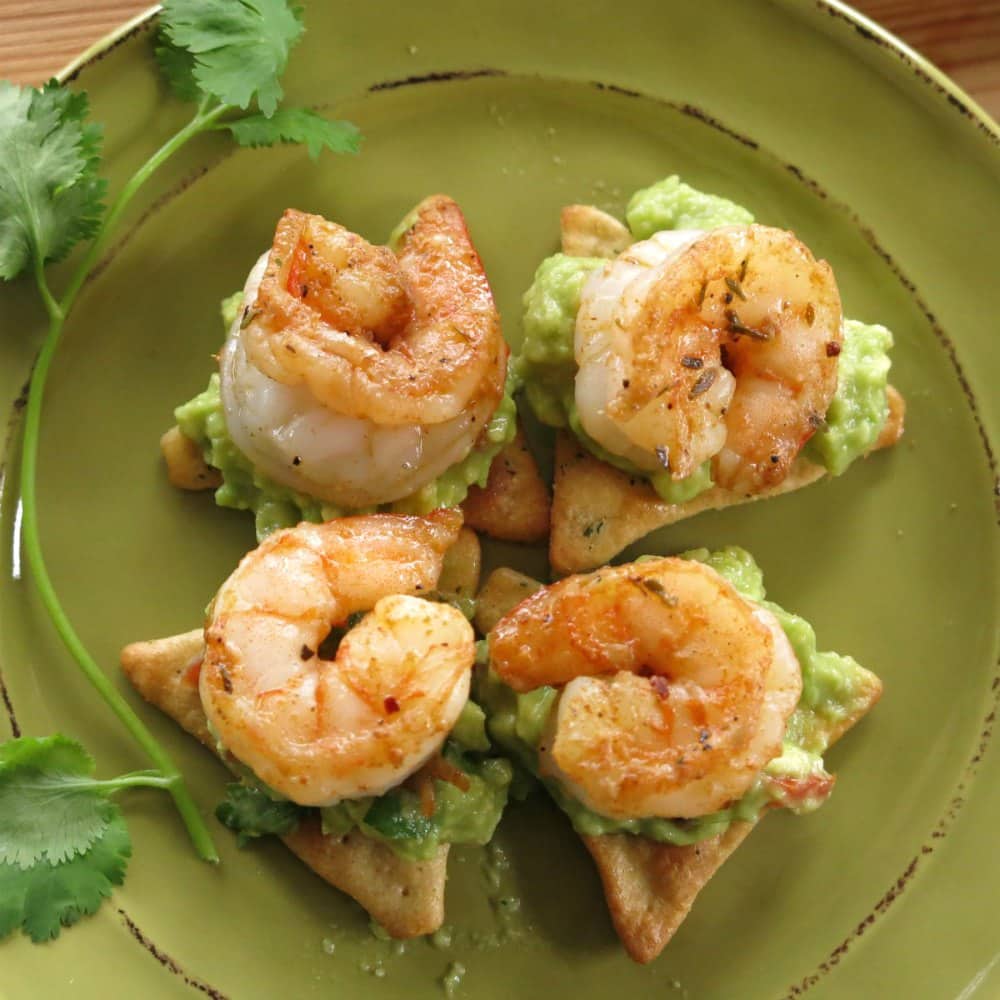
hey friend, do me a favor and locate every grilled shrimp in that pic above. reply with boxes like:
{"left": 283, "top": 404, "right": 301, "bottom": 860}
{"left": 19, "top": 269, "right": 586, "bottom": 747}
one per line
{"left": 490, "top": 558, "right": 801, "bottom": 820}
{"left": 221, "top": 197, "right": 508, "bottom": 509}
{"left": 200, "top": 510, "right": 475, "bottom": 806}
{"left": 574, "top": 225, "right": 842, "bottom": 494}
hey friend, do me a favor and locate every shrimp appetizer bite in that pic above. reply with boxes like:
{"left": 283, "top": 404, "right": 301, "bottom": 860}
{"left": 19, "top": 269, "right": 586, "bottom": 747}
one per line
{"left": 162, "top": 196, "right": 546, "bottom": 541}
{"left": 514, "top": 176, "right": 905, "bottom": 573}
{"left": 478, "top": 547, "right": 882, "bottom": 962}
{"left": 121, "top": 511, "right": 512, "bottom": 937}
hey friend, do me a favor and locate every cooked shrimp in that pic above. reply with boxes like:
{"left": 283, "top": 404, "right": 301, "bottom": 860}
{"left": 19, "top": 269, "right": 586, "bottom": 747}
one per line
{"left": 490, "top": 558, "right": 801, "bottom": 820}
{"left": 200, "top": 510, "right": 475, "bottom": 806}
{"left": 220, "top": 196, "right": 508, "bottom": 509}
{"left": 574, "top": 224, "right": 842, "bottom": 494}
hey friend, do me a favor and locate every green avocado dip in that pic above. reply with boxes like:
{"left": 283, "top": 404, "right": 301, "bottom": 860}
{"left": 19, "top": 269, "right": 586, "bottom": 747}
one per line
{"left": 216, "top": 698, "right": 513, "bottom": 862}
{"left": 175, "top": 293, "right": 518, "bottom": 541}
{"left": 514, "top": 174, "right": 896, "bottom": 503}
{"left": 476, "top": 547, "right": 879, "bottom": 847}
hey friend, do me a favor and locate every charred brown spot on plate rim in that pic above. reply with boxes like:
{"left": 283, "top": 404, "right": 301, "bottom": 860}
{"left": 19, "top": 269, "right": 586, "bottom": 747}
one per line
{"left": 815, "top": 0, "right": 999, "bottom": 146}
{"left": 61, "top": 16, "right": 157, "bottom": 84}
{"left": 0, "top": 668, "right": 20, "bottom": 737}
{"left": 369, "top": 68, "right": 506, "bottom": 92}
{"left": 118, "top": 909, "right": 229, "bottom": 1000}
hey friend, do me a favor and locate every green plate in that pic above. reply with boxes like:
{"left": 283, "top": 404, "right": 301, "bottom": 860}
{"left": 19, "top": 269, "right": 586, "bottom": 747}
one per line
{"left": 1, "top": 1, "right": 998, "bottom": 997}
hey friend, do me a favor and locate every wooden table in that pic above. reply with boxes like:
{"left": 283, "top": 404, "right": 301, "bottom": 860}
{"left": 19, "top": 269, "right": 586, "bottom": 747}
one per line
{"left": 1, "top": 0, "right": 998, "bottom": 121}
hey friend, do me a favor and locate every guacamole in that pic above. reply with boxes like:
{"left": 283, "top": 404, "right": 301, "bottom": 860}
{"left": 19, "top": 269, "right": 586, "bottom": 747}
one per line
{"left": 626, "top": 174, "right": 754, "bottom": 238}
{"left": 218, "top": 699, "right": 513, "bottom": 862}
{"left": 176, "top": 295, "right": 518, "bottom": 540}
{"left": 805, "top": 319, "right": 894, "bottom": 474}
{"left": 477, "top": 547, "right": 876, "bottom": 846}
{"left": 515, "top": 174, "right": 896, "bottom": 499}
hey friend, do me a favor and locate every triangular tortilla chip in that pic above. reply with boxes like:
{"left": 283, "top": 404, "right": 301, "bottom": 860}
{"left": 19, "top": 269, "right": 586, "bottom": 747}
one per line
{"left": 120, "top": 632, "right": 448, "bottom": 938}
{"left": 160, "top": 426, "right": 221, "bottom": 491}
{"left": 582, "top": 665, "right": 883, "bottom": 963}
{"left": 551, "top": 386, "right": 905, "bottom": 575}
{"left": 463, "top": 422, "right": 551, "bottom": 543}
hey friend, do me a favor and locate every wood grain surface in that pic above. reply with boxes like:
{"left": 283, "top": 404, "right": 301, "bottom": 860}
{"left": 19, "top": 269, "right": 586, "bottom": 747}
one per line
{"left": 0, "top": 0, "right": 998, "bottom": 121}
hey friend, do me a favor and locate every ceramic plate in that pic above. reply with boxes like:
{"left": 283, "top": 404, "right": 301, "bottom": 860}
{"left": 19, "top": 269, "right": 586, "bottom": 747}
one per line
{"left": 1, "top": 1, "right": 998, "bottom": 997}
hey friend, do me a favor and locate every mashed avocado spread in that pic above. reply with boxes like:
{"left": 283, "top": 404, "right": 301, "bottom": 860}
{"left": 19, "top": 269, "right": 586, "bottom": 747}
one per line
{"left": 477, "top": 547, "right": 877, "bottom": 846}
{"left": 217, "top": 699, "right": 513, "bottom": 862}
{"left": 176, "top": 294, "right": 518, "bottom": 540}
{"left": 515, "top": 175, "right": 896, "bottom": 502}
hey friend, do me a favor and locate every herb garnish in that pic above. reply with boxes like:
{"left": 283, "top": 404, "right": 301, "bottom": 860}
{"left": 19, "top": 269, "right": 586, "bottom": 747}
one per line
{"left": 689, "top": 368, "right": 717, "bottom": 398}
{"left": 724, "top": 308, "right": 770, "bottom": 342}
{"left": 724, "top": 276, "right": 747, "bottom": 301}
{"left": 629, "top": 576, "right": 679, "bottom": 607}
{"left": 0, "top": 736, "right": 176, "bottom": 941}
{"left": 0, "top": 0, "right": 360, "bottom": 939}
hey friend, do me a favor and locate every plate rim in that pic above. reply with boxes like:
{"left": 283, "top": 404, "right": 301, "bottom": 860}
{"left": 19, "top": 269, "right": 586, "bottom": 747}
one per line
{"left": 52, "top": 2, "right": 1000, "bottom": 144}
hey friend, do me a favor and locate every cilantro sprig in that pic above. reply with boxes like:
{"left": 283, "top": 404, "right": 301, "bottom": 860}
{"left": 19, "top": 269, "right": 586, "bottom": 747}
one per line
{"left": 1, "top": 0, "right": 360, "bottom": 939}
{"left": 0, "top": 737, "right": 157, "bottom": 941}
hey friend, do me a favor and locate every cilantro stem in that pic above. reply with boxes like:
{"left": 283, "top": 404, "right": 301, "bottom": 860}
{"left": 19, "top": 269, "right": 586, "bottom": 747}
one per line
{"left": 49, "top": 771, "right": 178, "bottom": 794}
{"left": 58, "top": 102, "right": 229, "bottom": 316}
{"left": 19, "top": 363, "right": 217, "bottom": 860}
{"left": 16, "top": 102, "right": 237, "bottom": 865}
{"left": 31, "top": 256, "right": 63, "bottom": 325}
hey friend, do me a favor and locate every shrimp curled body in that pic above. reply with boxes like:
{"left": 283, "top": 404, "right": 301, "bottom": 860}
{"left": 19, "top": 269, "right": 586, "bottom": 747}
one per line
{"left": 200, "top": 510, "right": 475, "bottom": 806}
{"left": 221, "top": 197, "right": 508, "bottom": 508}
{"left": 490, "top": 558, "right": 801, "bottom": 820}
{"left": 575, "top": 225, "right": 842, "bottom": 494}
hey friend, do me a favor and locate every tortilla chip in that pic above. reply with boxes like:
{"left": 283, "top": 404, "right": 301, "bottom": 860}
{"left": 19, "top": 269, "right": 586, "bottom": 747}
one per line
{"left": 120, "top": 632, "right": 448, "bottom": 938}
{"left": 583, "top": 822, "right": 753, "bottom": 965}
{"left": 438, "top": 527, "right": 482, "bottom": 601}
{"left": 582, "top": 665, "right": 882, "bottom": 963}
{"left": 550, "top": 397, "right": 904, "bottom": 575}
{"left": 160, "top": 425, "right": 221, "bottom": 491}
{"left": 462, "top": 423, "right": 551, "bottom": 543}
{"left": 473, "top": 567, "right": 545, "bottom": 636}
{"left": 560, "top": 205, "right": 632, "bottom": 258}
{"left": 877, "top": 385, "right": 906, "bottom": 450}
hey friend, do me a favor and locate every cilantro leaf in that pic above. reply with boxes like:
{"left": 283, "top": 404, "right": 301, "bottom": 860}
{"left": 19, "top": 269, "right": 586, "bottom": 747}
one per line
{"left": 154, "top": 41, "right": 201, "bottom": 104}
{"left": 0, "top": 813, "right": 130, "bottom": 942}
{"left": 0, "top": 736, "right": 114, "bottom": 867}
{"left": 223, "top": 108, "right": 361, "bottom": 160}
{"left": 159, "top": 0, "right": 305, "bottom": 116}
{"left": 216, "top": 783, "right": 302, "bottom": 846}
{"left": 0, "top": 82, "right": 105, "bottom": 280}
{"left": 0, "top": 736, "right": 131, "bottom": 942}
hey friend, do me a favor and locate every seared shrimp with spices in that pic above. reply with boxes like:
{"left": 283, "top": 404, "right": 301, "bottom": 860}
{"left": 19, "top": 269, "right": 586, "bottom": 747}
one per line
{"left": 490, "top": 557, "right": 801, "bottom": 820}
{"left": 575, "top": 224, "right": 842, "bottom": 495}
{"left": 221, "top": 195, "right": 508, "bottom": 509}
{"left": 200, "top": 509, "right": 475, "bottom": 805}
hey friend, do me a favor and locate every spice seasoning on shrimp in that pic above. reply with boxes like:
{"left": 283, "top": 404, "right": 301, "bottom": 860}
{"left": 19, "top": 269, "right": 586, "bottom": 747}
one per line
{"left": 689, "top": 369, "right": 718, "bottom": 398}
{"left": 490, "top": 557, "right": 802, "bottom": 820}
{"left": 218, "top": 197, "right": 509, "bottom": 511}
{"left": 200, "top": 511, "right": 474, "bottom": 806}
{"left": 724, "top": 309, "right": 770, "bottom": 341}
{"left": 571, "top": 225, "right": 843, "bottom": 495}
{"left": 724, "top": 276, "right": 747, "bottom": 301}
